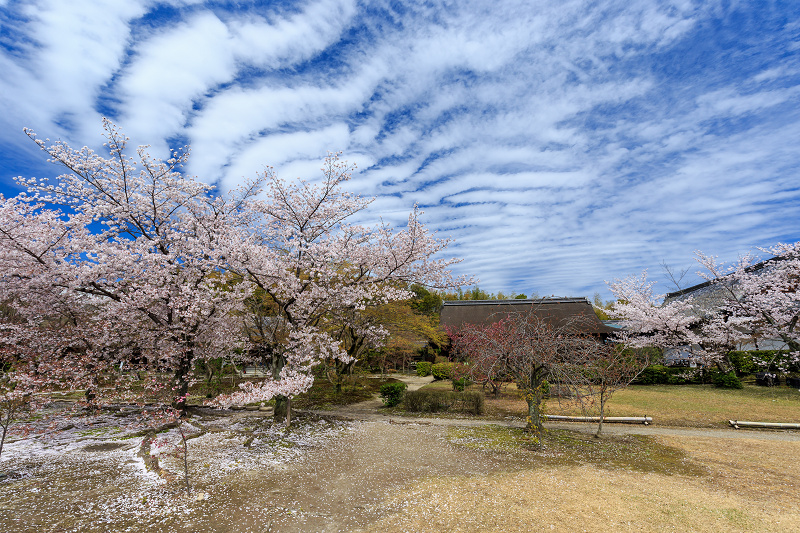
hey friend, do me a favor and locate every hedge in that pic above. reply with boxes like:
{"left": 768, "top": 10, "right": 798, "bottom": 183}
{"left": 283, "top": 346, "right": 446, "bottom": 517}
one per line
{"left": 634, "top": 365, "right": 703, "bottom": 385}
{"left": 379, "top": 382, "right": 407, "bottom": 407}
{"left": 635, "top": 364, "right": 747, "bottom": 388}
{"left": 727, "top": 350, "right": 798, "bottom": 375}
{"left": 431, "top": 362, "right": 454, "bottom": 380}
{"left": 403, "top": 389, "right": 484, "bottom": 415}
{"left": 416, "top": 361, "right": 432, "bottom": 377}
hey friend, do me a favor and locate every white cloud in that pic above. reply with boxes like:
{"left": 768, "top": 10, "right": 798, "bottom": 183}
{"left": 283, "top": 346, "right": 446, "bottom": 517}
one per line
{"left": 0, "top": 0, "right": 147, "bottom": 141}
{"left": 217, "top": 123, "right": 351, "bottom": 190}
{"left": 1, "top": 0, "right": 798, "bottom": 298}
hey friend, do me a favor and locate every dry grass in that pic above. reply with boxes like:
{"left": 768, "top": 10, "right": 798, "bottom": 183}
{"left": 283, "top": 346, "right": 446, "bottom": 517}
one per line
{"left": 446, "top": 425, "right": 706, "bottom": 476}
{"left": 546, "top": 384, "right": 800, "bottom": 427}
{"left": 421, "top": 381, "right": 800, "bottom": 427}
{"left": 365, "top": 434, "right": 800, "bottom": 533}
{"left": 658, "top": 436, "right": 800, "bottom": 509}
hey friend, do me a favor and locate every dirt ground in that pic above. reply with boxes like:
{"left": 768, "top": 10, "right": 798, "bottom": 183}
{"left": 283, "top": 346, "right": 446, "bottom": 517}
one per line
{"left": 1, "top": 374, "right": 799, "bottom": 532}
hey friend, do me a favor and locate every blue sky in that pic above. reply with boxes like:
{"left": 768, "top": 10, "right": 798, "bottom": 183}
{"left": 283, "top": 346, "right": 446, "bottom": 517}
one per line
{"left": 1, "top": 0, "right": 799, "bottom": 299}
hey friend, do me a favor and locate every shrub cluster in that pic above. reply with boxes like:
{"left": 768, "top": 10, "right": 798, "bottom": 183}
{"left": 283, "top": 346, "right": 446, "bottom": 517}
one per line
{"left": 431, "top": 362, "right": 454, "bottom": 380}
{"left": 635, "top": 365, "right": 703, "bottom": 385}
{"left": 416, "top": 361, "right": 432, "bottom": 377}
{"left": 451, "top": 376, "right": 471, "bottom": 391}
{"left": 727, "top": 351, "right": 758, "bottom": 375}
{"left": 403, "top": 389, "right": 484, "bottom": 415}
{"left": 727, "top": 350, "right": 798, "bottom": 375}
{"left": 379, "top": 382, "right": 407, "bottom": 407}
{"left": 635, "top": 364, "right": 745, "bottom": 388}
{"left": 712, "top": 371, "right": 743, "bottom": 389}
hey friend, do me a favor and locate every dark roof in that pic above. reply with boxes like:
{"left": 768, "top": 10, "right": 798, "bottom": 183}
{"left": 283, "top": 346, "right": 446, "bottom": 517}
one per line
{"left": 440, "top": 297, "right": 616, "bottom": 335}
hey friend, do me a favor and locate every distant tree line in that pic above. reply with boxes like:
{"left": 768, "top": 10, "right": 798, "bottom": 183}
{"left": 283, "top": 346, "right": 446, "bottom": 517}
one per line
{"left": 440, "top": 286, "right": 538, "bottom": 301}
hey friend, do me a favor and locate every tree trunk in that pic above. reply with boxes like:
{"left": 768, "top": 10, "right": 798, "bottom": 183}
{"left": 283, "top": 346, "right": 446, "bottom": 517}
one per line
{"left": 0, "top": 404, "right": 13, "bottom": 460}
{"left": 328, "top": 359, "right": 353, "bottom": 395}
{"left": 179, "top": 423, "right": 191, "bottom": 496}
{"left": 525, "top": 393, "right": 544, "bottom": 435}
{"left": 274, "top": 396, "right": 294, "bottom": 426}
{"left": 84, "top": 387, "right": 96, "bottom": 409}
{"left": 596, "top": 389, "right": 607, "bottom": 437}
{"left": 269, "top": 352, "right": 292, "bottom": 423}
{"left": 171, "top": 352, "right": 193, "bottom": 414}
{"left": 524, "top": 366, "right": 546, "bottom": 441}
{"left": 274, "top": 395, "right": 290, "bottom": 423}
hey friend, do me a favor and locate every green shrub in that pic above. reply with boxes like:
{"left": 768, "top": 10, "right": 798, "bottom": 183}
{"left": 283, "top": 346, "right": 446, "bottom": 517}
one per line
{"left": 416, "top": 361, "right": 432, "bottom": 377}
{"left": 713, "top": 371, "right": 743, "bottom": 389}
{"left": 403, "top": 389, "right": 484, "bottom": 415}
{"left": 727, "top": 351, "right": 758, "bottom": 376}
{"left": 725, "top": 350, "right": 798, "bottom": 375}
{"left": 452, "top": 376, "right": 471, "bottom": 391}
{"left": 635, "top": 365, "right": 705, "bottom": 385}
{"left": 666, "top": 368, "right": 703, "bottom": 385}
{"left": 379, "top": 382, "right": 407, "bottom": 407}
{"left": 635, "top": 365, "right": 670, "bottom": 385}
{"left": 431, "top": 362, "right": 454, "bottom": 380}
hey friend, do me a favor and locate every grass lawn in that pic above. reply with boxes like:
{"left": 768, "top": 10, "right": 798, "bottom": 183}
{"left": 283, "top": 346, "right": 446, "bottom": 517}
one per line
{"left": 547, "top": 384, "right": 800, "bottom": 427}
{"left": 419, "top": 379, "right": 800, "bottom": 427}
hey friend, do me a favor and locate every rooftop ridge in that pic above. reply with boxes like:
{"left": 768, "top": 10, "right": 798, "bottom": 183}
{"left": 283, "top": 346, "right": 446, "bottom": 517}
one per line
{"left": 443, "top": 297, "right": 590, "bottom": 306}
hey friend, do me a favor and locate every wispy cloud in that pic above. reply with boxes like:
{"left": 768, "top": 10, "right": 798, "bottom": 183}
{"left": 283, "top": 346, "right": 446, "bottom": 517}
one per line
{"left": 1, "top": 0, "right": 798, "bottom": 297}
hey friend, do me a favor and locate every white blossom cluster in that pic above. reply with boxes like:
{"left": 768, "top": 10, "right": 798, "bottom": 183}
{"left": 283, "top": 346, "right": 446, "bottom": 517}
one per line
{"left": 608, "top": 243, "right": 800, "bottom": 369}
{"left": 0, "top": 120, "right": 468, "bottom": 414}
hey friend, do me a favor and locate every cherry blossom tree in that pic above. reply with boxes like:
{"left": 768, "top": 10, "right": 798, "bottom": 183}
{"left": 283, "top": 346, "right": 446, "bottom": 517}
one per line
{"left": 605, "top": 271, "right": 702, "bottom": 354}
{"left": 0, "top": 298, "right": 106, "bottom": 460}
{"left": 694, "top": 244, "right": 800, "bottom": 355}
{"left": 0, "top": 366, "right": 47, "bottom": 462}
{"left": 0, "top": 119, "right": 254, "bottom": 412}
{"left": 1, "top": 121, "right": 467, "bottom": 424}
{"left": 608, "top": 242, "right": 800, "bottom": 372}
{"left": 215, "top": 154, "right": 467, "bottom": 421}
